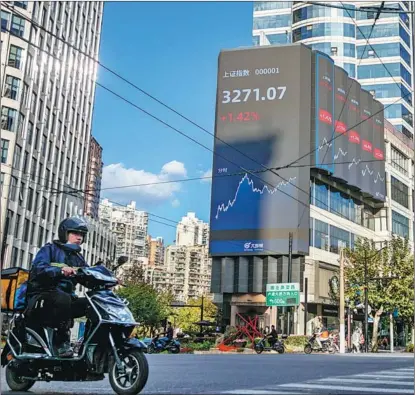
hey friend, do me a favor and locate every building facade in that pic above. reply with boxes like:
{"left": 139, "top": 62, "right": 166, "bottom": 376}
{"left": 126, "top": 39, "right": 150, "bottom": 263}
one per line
{"left": 165, "top": 244, "right": 212, "bottom": 302}
{"left": 175, "top": 212, "right": 209, "bottom": 247}
{"left": 146, "top": 235, "right": 164, "bottom": 267}
{"left": 1, "top": 1, "right": 105, "bottom": 268}
{"left": 253, "top": 1, "right": 414, "bottom": 140}
{"left": 211, "top": 121, "right": 414, "bottom": 333}
{"left": 84, "top": 136, "right": 103, "bottom": 219}
{"left": 99, "top": 199, "right": 148, "bottom": 266}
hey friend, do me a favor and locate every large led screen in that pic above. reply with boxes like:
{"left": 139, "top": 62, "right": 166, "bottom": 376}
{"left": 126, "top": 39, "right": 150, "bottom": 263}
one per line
{"left": 314, "top": 53, "right": 386, "bottom": 201}
{"left": 209, "top": 45, "right": 312, "bottom": 257}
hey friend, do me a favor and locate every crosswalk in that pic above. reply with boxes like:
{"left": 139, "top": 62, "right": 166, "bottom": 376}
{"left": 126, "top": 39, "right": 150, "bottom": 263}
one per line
{"left": 221, "top": 367, "right": 414, "bottom": 394}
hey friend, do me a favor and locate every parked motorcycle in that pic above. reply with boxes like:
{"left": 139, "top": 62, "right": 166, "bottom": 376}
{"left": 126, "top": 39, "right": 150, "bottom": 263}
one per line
{"left": 1, "top": 260, "right": 149, "bottom": 395}
{"left": 255, "top": 335, "right": 286, "bottom": 354}
{"left": 147, "top": 335, "right": 180, "bottom": 354}
{"left": 304, "top": 333, "right": 336, "bottom": 354}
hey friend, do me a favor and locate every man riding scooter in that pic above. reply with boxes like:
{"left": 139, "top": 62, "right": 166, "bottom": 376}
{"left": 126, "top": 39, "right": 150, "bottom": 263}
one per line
{"left": 26, "top": 217, "right": 90, "bottom": 357}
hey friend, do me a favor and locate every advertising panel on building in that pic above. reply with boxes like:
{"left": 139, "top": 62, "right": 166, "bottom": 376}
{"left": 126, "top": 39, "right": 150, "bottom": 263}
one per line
{"left": 313, "top": 52, "right": 335, "bottom": 173}
{"left": 209, "top": 45, "right": 312, "bottom": 257}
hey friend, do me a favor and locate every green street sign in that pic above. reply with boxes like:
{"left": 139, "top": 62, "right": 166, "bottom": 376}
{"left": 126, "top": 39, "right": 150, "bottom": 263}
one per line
{"left": 266, "top": 283, "right": 300, "bottom": 307}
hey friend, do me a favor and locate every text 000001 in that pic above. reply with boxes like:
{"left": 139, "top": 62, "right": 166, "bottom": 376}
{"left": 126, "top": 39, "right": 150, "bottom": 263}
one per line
{"left": 221, "top": 87, "right": 287, "bottom": 103}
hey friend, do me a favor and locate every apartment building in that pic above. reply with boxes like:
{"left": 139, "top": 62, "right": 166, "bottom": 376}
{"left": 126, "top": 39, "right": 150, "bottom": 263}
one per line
{"left": 165, "top": 244, "right": 211, "bottom": 302}
{"left": 84, "top": 136, "right": 102, "bottom": 219}
{"left": 175, "top": 212, "right": 209, "bottom": 247}
{"left": 99, "top": 199, "right": 148, "bottom": 266}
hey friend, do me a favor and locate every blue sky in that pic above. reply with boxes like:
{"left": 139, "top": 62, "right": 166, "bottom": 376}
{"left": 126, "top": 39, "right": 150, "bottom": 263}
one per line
{"left": 92, "top": 2, "right": 254, "bottom": 244}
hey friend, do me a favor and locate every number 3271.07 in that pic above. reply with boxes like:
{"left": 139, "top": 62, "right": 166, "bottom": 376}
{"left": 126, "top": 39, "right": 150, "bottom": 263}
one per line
{"left": 221, "top": 87, "right": 287, "bottom": 104}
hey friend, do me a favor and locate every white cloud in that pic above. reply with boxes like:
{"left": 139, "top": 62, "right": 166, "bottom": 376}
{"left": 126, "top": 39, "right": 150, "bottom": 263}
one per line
{"left": 101, "top": 161, "right": 187, "bottom": 205}
{"left": 171, "top": 199, "right": 180, "bottom": 208}
{"left": 200, "top": 168, "right": 212, "bottom": 183}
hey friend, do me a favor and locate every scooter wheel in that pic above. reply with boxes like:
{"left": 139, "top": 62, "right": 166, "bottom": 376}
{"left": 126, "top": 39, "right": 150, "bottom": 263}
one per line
{"left": 304, "top": 344, "right": 312, "bottom": 354}
{"left": 5, "top": 363, "right": 35, "bottom": 392}
{"left": 277, "top": 347, "right": 285, "bottom": 354}
{"left": 169, "top": 346, "right": 180, "bottom": 354}
{"left": 255, "top": 345, "right": 264, "bottom": 354}
{"left": 109, "top": 349, "right": 149, "bottom": 395}
{"left": 147, "top": 344, "right": 155, "bottom": 354}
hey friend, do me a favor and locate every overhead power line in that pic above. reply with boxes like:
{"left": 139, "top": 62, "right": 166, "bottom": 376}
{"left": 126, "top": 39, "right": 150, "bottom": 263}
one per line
{"left": 306, "top": 1, "right": 413, "bottom": 14}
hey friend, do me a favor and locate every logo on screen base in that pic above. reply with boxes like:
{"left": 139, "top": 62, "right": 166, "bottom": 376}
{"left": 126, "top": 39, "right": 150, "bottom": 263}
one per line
{"left": 244, "top": 242, "right": 264, "bottom": 252}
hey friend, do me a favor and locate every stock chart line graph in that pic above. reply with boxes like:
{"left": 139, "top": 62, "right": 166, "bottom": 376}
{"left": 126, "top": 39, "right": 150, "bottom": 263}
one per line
{"left": 214, "top": 173, "right": 297, "bottom": 220}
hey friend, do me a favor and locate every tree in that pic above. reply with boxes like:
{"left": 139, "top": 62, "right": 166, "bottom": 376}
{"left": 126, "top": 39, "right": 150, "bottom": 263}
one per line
{"left": 119, "top": 262, "right": 146, "bottom": 285}
{"left": 117, "top": 264, "right": 174, "bottom": 336}
{"left": 173, "top": 296, "right": 217, "bottom": 333}
{"left": 344, "top": 237, "right": 413, "bottom": 352}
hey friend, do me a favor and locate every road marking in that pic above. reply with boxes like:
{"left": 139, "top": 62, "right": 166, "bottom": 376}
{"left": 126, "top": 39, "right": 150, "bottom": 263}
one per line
{"left": 355, "top": 374, "right": 414, "bottom": 379}
{"left": 280, "top": 383, "right": 414, "bottom": 393}
{"left": 223, "top": 390, "right": 301, "bottom": 394}
{"left": 319, "top": 378, "right": 414, "bottom": 386}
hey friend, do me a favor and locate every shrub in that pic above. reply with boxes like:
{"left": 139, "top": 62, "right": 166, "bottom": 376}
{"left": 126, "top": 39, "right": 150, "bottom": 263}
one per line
{"left": 284, "top": 335, "right": 308, "bottom": 347}
{"left": 405, "top": 344, "right": 414, "bottom": 353}
{"left": 187, "top": 341, "right": 213, "bottom": 351}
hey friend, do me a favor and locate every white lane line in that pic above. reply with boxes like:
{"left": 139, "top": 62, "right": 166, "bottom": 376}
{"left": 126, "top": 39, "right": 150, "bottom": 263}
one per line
{"left": 279, "top": 383, "right": 414, "bottom": 393}
{"left": 319, "top": 378, "right": 414, "bottom": 386}
{"left": 355, "top": 374, "right": 414, "bottom": 379}
{"left": 222, "top": 390, "right": 298, "bottom": 394}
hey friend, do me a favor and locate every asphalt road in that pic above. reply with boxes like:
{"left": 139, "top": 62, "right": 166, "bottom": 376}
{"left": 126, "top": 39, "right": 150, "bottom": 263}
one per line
{"left": 1, "top": 353, "right": 414, "bottom": 395}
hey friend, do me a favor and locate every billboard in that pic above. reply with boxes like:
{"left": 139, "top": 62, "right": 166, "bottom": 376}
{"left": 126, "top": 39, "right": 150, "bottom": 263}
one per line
{"left": 209, "top": 45, "right": 312, "bottom": 257}
{"left": 314, "top": 52, "right": 386, "bottom": 201}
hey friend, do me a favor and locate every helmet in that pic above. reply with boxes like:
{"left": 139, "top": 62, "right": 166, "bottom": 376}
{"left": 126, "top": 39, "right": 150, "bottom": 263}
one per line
{"left": 58, "top": 217, "right": 89, "bottom": 243}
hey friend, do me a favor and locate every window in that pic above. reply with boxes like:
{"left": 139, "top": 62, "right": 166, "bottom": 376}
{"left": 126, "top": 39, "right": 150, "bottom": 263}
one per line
{"left": 343, "top": 63, "right": 355, "bottom": 78}
{"left": 27, "top": 187, "right": 34, "bottom": 211}
{"left": 357, "top": 23, "right": 399, "bottom": 40}
{"left": 0, "top": 172, "right": 4, "bottom": 186}
{"left": 358, "top": 63, "right": 401, "bottom": 79}
{"left": 392, "top": 210, "right": 409, "bottom": 238}
{"left": 253, "top": 14, "right": 291, "bottom": 29}
{"left": 23, "top": 218, "right": 30, "bottom": 243}
{"left": 391, "top": 176, "right": 409, "bottom": 208}
{"left": 38, "top": 226, "right": 44, "bottom": 248}
{"left": 8, "top": 45, "right": 23, "bottom": 69}
{"left": 330, "top": 187, "right": 350, "bottom": 220}
{"left": 4, "top": 75, "right": 21, "bottom": 101}
{"left": 310, "top": 42, "right": 355, "bottom": 58}
{"left": 11, "top": 247, "right": 18, "bottom": 266}
{"left": 1, "top": 10, "right": 10, "bottom": 31}
{"left": 31, "top": 158, "right": 37, "bottom": 180}
{"left": 9, "top": 176, "right": 18, "bottom": 201}
{"left": 1, "top": 107, "right": 18, "bottom": 132}
{"left": 27, "top": 121, "right": 33, "bottom": 145}
{"left": 312, "top": 179, "right": 329, "bottom": 210}
{"left": 362, "top": 83, "right": 412, "bottom": 106}
{"left": 391, "top": 146, "right": 408, "bottom": 175}
{"left": 253, "top": 1, "right": 292, "bottom": 11}
{"left": 22, "top": 151, "right": 29, "bottom": 172}
{"left": 41, "top": 197, "right": 47, "bottom": 219}
{"left": 330, "top": 225, "right": 350, "bottom": 254}
{"left": 1, "top": 139, "right": 9, "bottom": 163}
{"left": 313, "top": 219, "right": 329, "bottom": 250}
{"left": 11, "top": 15, "right": 25, "bottom": 37}
{"left": 13, "top": 144, "right": 22, "bottom": 169}
{"left": 293, "top": 23, "right": 355, "bottom": 42}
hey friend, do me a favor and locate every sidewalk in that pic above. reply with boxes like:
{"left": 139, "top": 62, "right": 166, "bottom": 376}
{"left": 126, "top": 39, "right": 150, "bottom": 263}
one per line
{"left": 339, "top": 352, "right": 414, "bottom": 358}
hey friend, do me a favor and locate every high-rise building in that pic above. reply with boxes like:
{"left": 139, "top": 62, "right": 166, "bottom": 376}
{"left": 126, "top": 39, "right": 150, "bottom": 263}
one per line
{"left": 1, "top": 2, "right": 105, "bottom": 268}
{"left": 252, "top": 1, "right": 413, "bottom": 140}
{"left": 165, "top": 244, "right": 211, "bottom": 302}
{"left": 99, "top": 199, "right": 148, "bottom": 266}
{"left": 176, "top": 212, "right": 209, "bottom": 247}
{"left": 146, "top": 235, "right": 164, "bottom": 267}
{"left": 84, "top": 136, "right": 103, "bottom": 219}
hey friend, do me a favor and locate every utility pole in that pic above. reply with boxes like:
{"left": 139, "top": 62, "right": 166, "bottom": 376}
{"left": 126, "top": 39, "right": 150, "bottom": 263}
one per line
{"left": 339, "top": 249, "right": 345, "bottom": 354}
{"left": 389, "top": 312, "right": 394, "bottom": 353}
{"left": 304, "top": 278, "right": 308, "bottom": 336}
{"left": 364, "top": 249, "right": 369, "bottom": 353}
{"left": 287, "top": 232, "right": 293, "bottom": 335}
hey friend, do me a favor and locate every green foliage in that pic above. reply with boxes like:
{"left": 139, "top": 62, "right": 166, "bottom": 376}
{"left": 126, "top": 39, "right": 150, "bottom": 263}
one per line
{"left": 405, "top": 343, "right": 414, "bottom": 353}
{"left": 117, "top": 264, "right": 173, "bottom": 336}
{"left": 187, "top": 341, "right": 214, "bottom": 351}
{"left": 284, "top": 335, "right": 308, "bottom": 347}
{"left": 172, "top": 296, "right": 217, "bottom": 332}
{"left": 345, "top": 237, "right": 414, "bottom": 352}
